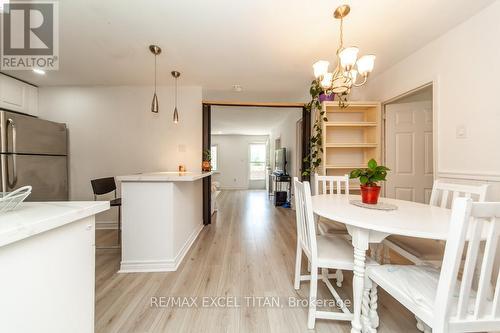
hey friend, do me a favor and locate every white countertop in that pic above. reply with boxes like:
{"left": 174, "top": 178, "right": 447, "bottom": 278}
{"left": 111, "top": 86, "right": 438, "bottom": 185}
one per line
{"left": 117, "top": 171, "right": 214, "bottom": 182}
{"left": 0, "top": 201, "right": 110, "bottom": 248}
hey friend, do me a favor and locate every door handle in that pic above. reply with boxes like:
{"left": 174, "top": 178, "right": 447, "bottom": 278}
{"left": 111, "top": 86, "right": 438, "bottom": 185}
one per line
{"left": 6, "top": 118, "right": 17, "bottom": 188}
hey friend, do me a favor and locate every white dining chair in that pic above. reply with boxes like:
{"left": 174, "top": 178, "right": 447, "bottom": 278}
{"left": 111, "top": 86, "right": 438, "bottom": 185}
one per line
{"left": 312, "top": 173, "right": 351, "bottom": 285}
{"left": 313, "top": 173, "right": 350, "bottom": 196}
{"left": 382, "top": 180, "right": 490, "bottom": 331}
{"left": 313, "top": 173, "right": 350, "bottom": 236}
{"left": 293, "top": 177, "right": 377, "bottom": 329}
{"left": 367, "top": 198, "right": 500, "bottom": 333}
{"left": 383, "top": 179, "right": 490, "bottom": 265}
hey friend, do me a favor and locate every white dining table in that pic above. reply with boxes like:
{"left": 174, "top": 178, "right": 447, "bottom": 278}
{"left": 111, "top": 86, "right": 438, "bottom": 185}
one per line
{"left": 312, "top": 194, "right": 452, "bottom": 333}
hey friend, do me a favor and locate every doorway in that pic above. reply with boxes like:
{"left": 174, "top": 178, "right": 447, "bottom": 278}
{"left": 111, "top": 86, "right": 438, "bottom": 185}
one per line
{"left": 248, "top": 143, "right": 267, "bottom": 189}
{"left": 383, "top": 85, "right": 434, "bottom": 203}
{"left": 202, "top": 101, "right": 310, "bottom": 224}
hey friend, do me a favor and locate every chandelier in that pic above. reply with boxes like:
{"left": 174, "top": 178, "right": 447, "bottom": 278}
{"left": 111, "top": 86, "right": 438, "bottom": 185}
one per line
{"left": 313, "top": 5, "right": 375, "bottom": 98}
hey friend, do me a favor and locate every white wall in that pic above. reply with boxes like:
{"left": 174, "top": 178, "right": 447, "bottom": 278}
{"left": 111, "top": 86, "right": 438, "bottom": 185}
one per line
{"left": 38, "top": 85, "right": 202, "bottom": 226}
{"left": 359, "top": 1, "right": 500, "bottom": 200}
{"left": 211, "top": 135, "right": 269, "bottom": 189}
{"left": 270, "top": 109, "right": 303, "bottom": 178}
{"left": 358, "top": 2, "right": 500, "bottom": 274}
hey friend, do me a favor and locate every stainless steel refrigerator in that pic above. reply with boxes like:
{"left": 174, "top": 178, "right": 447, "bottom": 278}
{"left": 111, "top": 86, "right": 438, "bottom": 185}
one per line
{"left": 0, "top": 110, "right": 68, "bottom": 201}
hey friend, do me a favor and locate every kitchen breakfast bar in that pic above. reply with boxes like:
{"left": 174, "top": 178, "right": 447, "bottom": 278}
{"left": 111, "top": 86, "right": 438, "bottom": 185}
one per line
{"left": 117, "top": 171, "right": 213, "bottom": 273}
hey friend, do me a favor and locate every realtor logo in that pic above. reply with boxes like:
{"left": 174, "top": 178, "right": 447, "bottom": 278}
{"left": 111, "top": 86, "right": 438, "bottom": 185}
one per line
{"left": 1, "top": 1, "right": 59, "bottom": 70}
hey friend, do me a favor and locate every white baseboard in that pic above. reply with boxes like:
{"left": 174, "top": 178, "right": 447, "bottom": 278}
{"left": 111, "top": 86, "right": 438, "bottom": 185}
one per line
{"left": 119, "top": 222, "right": 204, "bottom": 273}
{"left": 96, "top": 220, "right": 118, "bottom": 230}
{"left": 173, "top": 223, "right": 204, "bottom": 270}
{"left": 119, "top": 259, "right": 176, "bottom": 272}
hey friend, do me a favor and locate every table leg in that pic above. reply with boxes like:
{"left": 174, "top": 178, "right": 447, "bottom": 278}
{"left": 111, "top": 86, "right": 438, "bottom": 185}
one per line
{"left": 349, "top": 228, "right": 370, "bottom": 333}
{"left": 362, "top": 278, "right": 375, "bottom": 333}
{"left": 369, "top": 282, "right": 379, "bottom": 328}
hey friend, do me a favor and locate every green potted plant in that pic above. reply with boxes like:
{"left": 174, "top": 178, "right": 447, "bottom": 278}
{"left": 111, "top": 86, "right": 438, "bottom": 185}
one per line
{"left": 202, "top": 149, "right": 211, "bottom": 171}
{"left": 349, "top": 159, "right": 390, "bottom": 204}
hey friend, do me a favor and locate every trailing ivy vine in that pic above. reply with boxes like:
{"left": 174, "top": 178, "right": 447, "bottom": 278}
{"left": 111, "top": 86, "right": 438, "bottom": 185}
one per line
{"left": 302, "top": 80, "right": 348, "bottom": 177}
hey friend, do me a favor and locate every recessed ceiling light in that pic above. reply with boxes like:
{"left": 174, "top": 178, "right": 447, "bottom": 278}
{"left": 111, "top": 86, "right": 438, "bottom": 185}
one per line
{"left": 32, "top": 68, "right": 46, "bottom": 75}
{"left": 232, "top": 84, "right": 242, "bottom": 92}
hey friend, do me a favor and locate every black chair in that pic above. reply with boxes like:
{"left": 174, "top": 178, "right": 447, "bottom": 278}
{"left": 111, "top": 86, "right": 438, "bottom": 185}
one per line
{"left": 91, "top": 177, "right": 122, "bottom": 249}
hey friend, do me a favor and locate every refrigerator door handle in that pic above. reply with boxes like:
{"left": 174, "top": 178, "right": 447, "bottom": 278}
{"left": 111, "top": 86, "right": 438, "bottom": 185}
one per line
{"left": 6, "top": 118, "right": 18, "bottom": 188}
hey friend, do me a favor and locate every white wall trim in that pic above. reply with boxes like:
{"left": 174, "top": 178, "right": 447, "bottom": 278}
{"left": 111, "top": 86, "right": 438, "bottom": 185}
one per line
{"left": 219, "top": 186, "right": 248, "bottom": 190}
{"left": 119, "top": 259, "right": 177, "bottom": 273}
{"left": 118, "top": 222, "right": 204, "bottom": 273}
{"left": 437, "top": 171, "right": 500, "bottom": 182}
{"left": 96, "top": 220, "right": 118, "bottom": 230}
{"left": 173, "top": 223, "right": 204, "bottom": 269}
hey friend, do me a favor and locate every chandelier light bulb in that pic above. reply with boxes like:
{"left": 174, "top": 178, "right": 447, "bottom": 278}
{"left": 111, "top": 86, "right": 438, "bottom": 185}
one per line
{"left": 320, "top": 72, "right": 333, "bottom": 89}
{"left": 349, "top": 69, "right": 358, "bottom": 84}
{"left": 313, "top": 60, "right": 330, "bottom": 78}
{"left": 356, "top": 54, "right": 376, "bottom": 76}
{"left": 339, "top": 46, "right": 359, "bottom": 70}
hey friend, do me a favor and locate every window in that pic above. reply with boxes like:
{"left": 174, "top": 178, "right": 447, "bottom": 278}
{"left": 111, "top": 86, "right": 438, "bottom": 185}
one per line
{"left": 210, "top": 145, "right": 218, "bottom": 171}
{"left": 249, "top": 143, "right": 266, "bottom": 180}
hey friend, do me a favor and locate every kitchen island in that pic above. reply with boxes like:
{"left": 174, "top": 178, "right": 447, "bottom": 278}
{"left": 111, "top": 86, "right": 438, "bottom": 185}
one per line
{"left": 117, "top": 171, "right": 213, "bottom": 272}
{"left": 0, "top": 201, "right": 110, "bottom": 333}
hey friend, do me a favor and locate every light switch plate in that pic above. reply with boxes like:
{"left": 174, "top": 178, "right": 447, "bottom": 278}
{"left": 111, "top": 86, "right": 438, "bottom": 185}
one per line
{"left": 178, "top": 144, "right": 186, "bottom": 152}
{"left": 456, "top": 125, "right": 467, "bottom": 139}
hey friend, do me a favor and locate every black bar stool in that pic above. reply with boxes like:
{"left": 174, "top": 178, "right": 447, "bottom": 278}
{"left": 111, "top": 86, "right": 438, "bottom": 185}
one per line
{"left": 91, "top": 177, "right": 122, "bottom": 249}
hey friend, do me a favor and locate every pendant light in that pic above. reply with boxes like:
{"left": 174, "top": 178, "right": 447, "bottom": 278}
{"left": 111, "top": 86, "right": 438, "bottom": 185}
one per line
{"left": 171, "top": 71, "right": 180, "bottom": 123}
{"left": 149, "top": 45, "right": 161, "bottom": 113}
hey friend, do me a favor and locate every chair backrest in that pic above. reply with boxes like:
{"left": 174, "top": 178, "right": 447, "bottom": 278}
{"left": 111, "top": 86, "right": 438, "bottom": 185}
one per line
{"left": 429, "top": 179, "right": 489, "bottom": 208}
{"left": 313, "top": 174, "right": 350, "bottom": 195}
{"left": 90, "top": 177, "right": 117, "bottom": 197}
{"left": 434, "top": 198, "right": 500, "bottom": 332}
{"left": 293, "top": 177, "right": 317, "bottom": 260}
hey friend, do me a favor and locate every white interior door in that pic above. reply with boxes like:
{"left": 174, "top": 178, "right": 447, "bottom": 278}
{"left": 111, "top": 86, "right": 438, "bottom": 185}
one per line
{"left": 385, "top": 100, "right": 433, "bottom": 203}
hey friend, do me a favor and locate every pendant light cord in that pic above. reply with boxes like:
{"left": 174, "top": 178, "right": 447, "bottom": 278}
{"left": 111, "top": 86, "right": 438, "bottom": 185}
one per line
{"left": 175, "top": 76, "right": 178, "bottom": 108}
{"left": 338, "top": 16, "right": 344, "bottom": 53}
{"left": 154, "top": 55, "right": 157, "bottom": 93}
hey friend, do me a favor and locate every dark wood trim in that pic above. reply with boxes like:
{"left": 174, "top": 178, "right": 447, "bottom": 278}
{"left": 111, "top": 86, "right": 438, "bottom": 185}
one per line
{"left": 0, "top": 72, "right": 38, "bottom": 88}
{"left": 202, "top": 101, "right": 305, "bottom": 108}
{"left": 301, "top": 106, "right": 311, "bottom": 181}
{"left": 202, "top": 103, "right": 212, "bottom": 225}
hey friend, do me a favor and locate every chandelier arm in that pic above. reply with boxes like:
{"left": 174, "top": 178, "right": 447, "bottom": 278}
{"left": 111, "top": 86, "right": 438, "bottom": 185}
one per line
{"left": 352, "top": 75, "right": 368, "bottom": 87}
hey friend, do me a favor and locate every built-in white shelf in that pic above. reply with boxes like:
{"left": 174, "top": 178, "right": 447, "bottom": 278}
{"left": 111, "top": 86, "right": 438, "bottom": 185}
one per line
{"left": 325, "top": 143, "right": 378, "bottom": 148}
{"left": 325, "top": 122, "right": 377, "bottom": 127}
{"left": 321, "top": 101, "right": 381, "bottom": 177}
{"left": 324, "top": 164, "right": 366, "bottom": 170}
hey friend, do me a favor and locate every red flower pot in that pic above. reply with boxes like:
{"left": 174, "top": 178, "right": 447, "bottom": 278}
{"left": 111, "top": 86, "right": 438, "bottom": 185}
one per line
{"left": 360, "top": 185, "right": 381, "bottom": 204}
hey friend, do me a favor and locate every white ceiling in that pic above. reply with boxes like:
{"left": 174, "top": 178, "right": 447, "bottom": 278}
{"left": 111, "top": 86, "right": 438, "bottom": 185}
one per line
{"left": 4, "top": 0, "right": 495, "bottom": 99}
{"left": 212, "top": 106, "right": 301, "bottom": 135}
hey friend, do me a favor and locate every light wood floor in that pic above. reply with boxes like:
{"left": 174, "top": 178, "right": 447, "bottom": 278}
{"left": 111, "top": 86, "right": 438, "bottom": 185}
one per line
{"left": 95, "top": 190, "right": 419, "bottom": 333}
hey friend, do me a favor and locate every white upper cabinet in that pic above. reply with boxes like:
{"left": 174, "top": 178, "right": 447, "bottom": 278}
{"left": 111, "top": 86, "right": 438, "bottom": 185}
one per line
{"left": 0, "top": 74, "right": 38, "bottom": 116}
